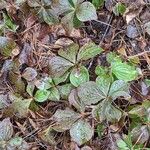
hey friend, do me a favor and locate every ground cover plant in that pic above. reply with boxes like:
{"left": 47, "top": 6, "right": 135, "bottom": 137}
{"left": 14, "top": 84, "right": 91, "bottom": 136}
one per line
{"left": 0, "top": 0, "right": 150, "bottom": 149}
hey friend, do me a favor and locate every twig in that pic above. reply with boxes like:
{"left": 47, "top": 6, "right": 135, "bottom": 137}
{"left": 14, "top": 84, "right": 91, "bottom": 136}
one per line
{"left": 99, "top": 15, "right": 113, "bottom": 46}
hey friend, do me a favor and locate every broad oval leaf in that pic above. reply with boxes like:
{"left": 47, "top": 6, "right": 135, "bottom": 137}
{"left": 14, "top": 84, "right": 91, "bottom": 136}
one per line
{"left": 58, "top": 83, "right": 74, "bottom": 99}
{"left": 128, "top": 105, "right": 146, "bottom": 118}
{"left": 77, "top": 42, "right": 103, "bottom": 61}
{"left": 0, "top": 36, "right": 16, "bottom": 57}
{"left": 51, "top": 108, "right": 81, "bottom": 132}
{"left": 41, "top": 8, "right": 59, "bottom": 25}
{"left": 108, "top": 80, "right": 130, "bottom": 100}
{"left": 53, "top": 71, "right": 70, "bottom": 85}
{"left": 96, "top": 75, "right": 113, "bottom": 96}
{"left": 76, "top": 2, "right": 97, "bottom": 22}
{"left": 92, "top": 101, "right": 122, "bottom": 122}
{"left": 70, "top": 66, "right": 89, "bottom": 87}
{"left": 111, "top": 62, "right": 138, "bottom": 82}
{"left": 48, "top": 56, "right": 74, "bottom": 77}
{"left": 0, "top": 118, "right": 13, "bottom": 141}
{"left": 58, "top": 43, "right": 79, "bottom": 64}
{"left": 70, "top": 119, "right": 94, "bottom": 146}
{"left": 77, "top": 81, "right": 105, "bottom": 105}
{"left": 48, "top": 87, "right": 60, "bottom": 101}
{"left": 34, "top": 90, "right": 50, "bottom": 102}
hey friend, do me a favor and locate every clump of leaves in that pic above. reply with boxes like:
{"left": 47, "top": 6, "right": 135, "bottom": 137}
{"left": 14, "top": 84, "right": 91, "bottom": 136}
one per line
{"left": 0, "top": 118, "right": 29, "bottom": 150}
{"left": 47, "top": 74, "right": 131, "bottom": 145}
{"left": 49, "top": 42, "right": 103, "bottom": 87}
{"left": 28, "top": 42, "right": 102, "bottom": 102}
{"left": 27, "top": 75, "right": 74, "bottom": 102}
{"left": 27, "top": 0, "right": 59, "bottom": 25}
{"left": 27, "top": 0, "right": 97, "bottom": 32}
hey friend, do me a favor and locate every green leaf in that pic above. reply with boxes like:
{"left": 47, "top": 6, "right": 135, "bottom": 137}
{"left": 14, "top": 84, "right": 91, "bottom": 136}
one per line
{"left": 0, "top": 118, "right": 13, "bottom": 141}
{"left": 58, "top": 43, "right": 79, "bottom": 63}
{"left": 58, "top": 83, "right": 73, "bottom": 99}
{"left": 69, "top": 0, "right": 84, "bottom": 7}
{"left": 0, "top": 36, "right": 16, "bottom": 57}
{"left": 70, "top": 66, "right": 89, "bottom": 87}
{"left": 3, "top": 13, "right": 18, "bottom": 32}
{"left": 117, "top": 139, "right": 130, "bottom": 150}
{"left": 77, "top": 81, "right": 105, "bottom": 105}
{"left": 92, "top": 100, "right": 122, "bottom": 122}
{"left": 108, "top": 80, "right": 130, "bottom": 100}
{"left": 113, "top": 2, "right": 126, "bottom": 16}
{"left": 111, "top": 62, "right": 138, "bottom": 82}
{"left": 51, "top": 108, "right": 81, "bottom": 132}
{"left": 73, "top": 13, "right": 82, "bottom": 28}
{"left": 107, "top": 52, "right": 122, "bottom": 64}
{"left": 76, "top": 2, "right": 97, "bottom": 22}
{"left": 96, "top": 75, "right": 113, "bottom": 97}
{"left": 77, "top": 42, "right": 103, "bottom": 61}
{"left": 53, "top": 71, "right": 70, "bottom": 85}
{"left": 95, "top": 65, "right": 108, "bottom": 76}
{"left": 8, "top": 137, "right": 22, "bottom": 146}
{"left": 41, "top": 8, "right": 59, "bottom": 25}
{"left": 48, "top": 56, "right": 74, "bottom": 77}
{"left": 144, "top": 79, "right": 150, "bottom": 87}
{"left": 34, "top": 90, "right": 50, "bottom": 102}
{"left": 48, "top": 87, "right": 60, "bottom": 101}
{"left": 70, "top": 119, "right": 94, "bottom": 146}
{"left": 129, "top": 105, "right": 146, "bottom": 118}
{"left": 92, "top": 0, "right": 104, "bottom": 9}
{"left": 26, "top": 82, "right": 35, "bottom": 96}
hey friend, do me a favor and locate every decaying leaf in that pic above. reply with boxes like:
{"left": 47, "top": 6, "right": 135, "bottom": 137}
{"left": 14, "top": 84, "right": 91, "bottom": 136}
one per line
{"left": 51, "top": 108, "right": 81, "bottom": 132}
{"left": 70, "top": 119, "right": 94, "bottom": 146}
{"left": 0, "top": 36, "right": 16, "bottom": 57}
{"left": 0, "top": 118, "right": 13, "bottom": 141}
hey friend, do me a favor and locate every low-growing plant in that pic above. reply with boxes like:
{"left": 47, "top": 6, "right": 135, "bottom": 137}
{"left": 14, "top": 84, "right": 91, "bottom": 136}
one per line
{"left": 27, "top": 0, "right": 98, "bottom": 32}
